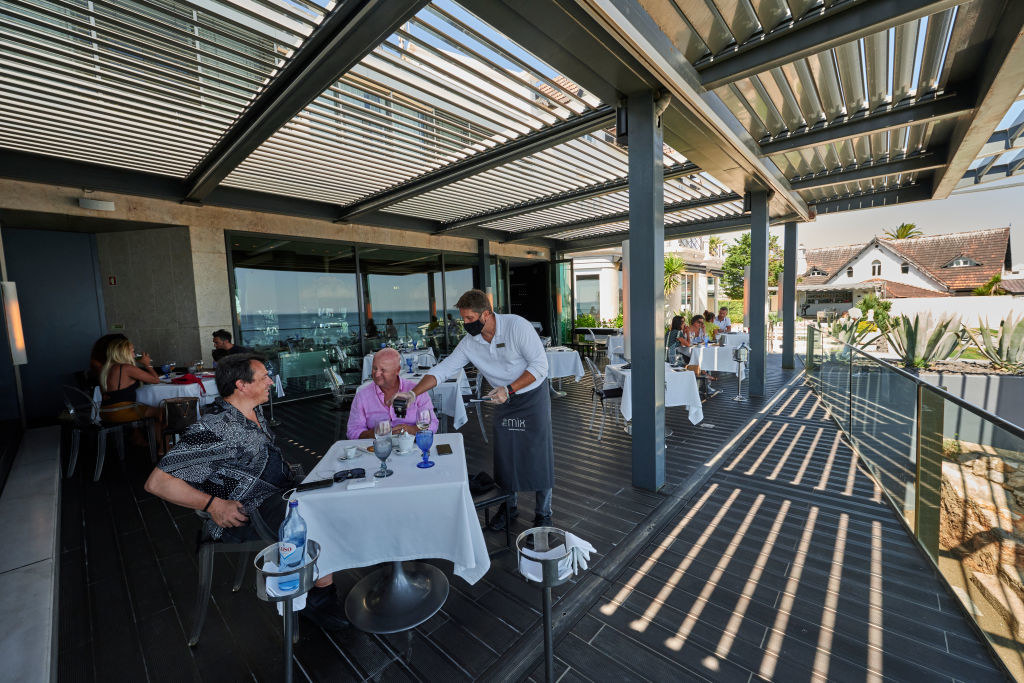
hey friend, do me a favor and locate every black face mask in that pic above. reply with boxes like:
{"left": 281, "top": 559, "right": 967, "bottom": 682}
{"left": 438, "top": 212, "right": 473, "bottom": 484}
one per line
{"left": 464, "top": 316, "right": 485, "bottom": 336}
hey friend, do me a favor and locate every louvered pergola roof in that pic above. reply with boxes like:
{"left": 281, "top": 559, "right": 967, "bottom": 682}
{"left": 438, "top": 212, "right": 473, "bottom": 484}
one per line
{"left": 1, "top": 0, "right": 1022, "bottom": 253}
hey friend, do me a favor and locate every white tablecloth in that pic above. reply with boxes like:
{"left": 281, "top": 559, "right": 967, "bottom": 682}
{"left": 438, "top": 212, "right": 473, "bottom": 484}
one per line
{"left": 606, "top": 336, "right": 625, "bottom": 363}
{"left": 545, "top": 348, "right": 584, "bottom": 381}
{"left": 92, "top": 374, "right": 284, "bottom": 411}
{"left": 362, "top": 349, "right": 436, "bottom": 381}
{"left": 689, "top": 345, "right": 746, "bottom": 380}
{"left": 603, "top": 363, "right": 703, "bottom": 424}
{"left": 717, "top": 332, "right": 750, "bottom": 348}
{"left": 296, "top": 433, "right": 490, "bottom": 585}
{"left": 359, "top": 369, "right": 470, "bottom": 430}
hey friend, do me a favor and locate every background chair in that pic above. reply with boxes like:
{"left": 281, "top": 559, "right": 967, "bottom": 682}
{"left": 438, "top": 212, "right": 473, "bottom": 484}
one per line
{"left": 62, "top": 385, "right": 156, "bottom": 480}
{"left": 160, "top": 397, "right": 199, "bottom": 453}
{"left": 325, "top": 368, "right": 356, "bottom": 441}
{"left": 463, "top": 373, "right": 489, "bottom": 444}
{"left": 584, "top": 357, "right": 622, "bottom": 441}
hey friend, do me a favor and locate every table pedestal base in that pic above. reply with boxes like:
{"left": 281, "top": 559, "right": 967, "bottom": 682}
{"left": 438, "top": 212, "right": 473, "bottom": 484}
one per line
{"left": 345, "top": 561, "right": 449, "bottom": 634}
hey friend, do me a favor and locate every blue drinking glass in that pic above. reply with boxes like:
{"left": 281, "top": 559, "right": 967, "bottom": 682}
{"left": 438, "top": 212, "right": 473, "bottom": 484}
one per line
{"left": 406, "top": 357, "right": 414, "bottom": 374}
{"left": 160, "top": 363, "right": 171, "bottom": 378}
{"left": 415, "top": 429, "right": 434, "bottom": 469}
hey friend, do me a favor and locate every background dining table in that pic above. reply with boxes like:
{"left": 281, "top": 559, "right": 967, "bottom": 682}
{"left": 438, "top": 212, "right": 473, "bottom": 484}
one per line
{"left": 603, "top": 362, "right": 704, "bottom": 424}
{"left": 361, "top": 349, "right": 436, "bottom": 381}
{"left": 689, "top": 344, "right": 746, "bottom": 380}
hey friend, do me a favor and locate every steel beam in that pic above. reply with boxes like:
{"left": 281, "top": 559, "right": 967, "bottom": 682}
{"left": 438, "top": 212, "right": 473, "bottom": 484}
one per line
{"left": 974, "top": 109, "right": 1024, "bottom": 159}
{"left": 502, "top": 192, "right": 739, "bottom": 242}
{"left": 781, "top": 222, "right": 797, "bottom": 370}
{"left": 954, "top": 149, "right": 1024, "bottom": 189}
{"left": 555, "top": 212, "right": 754, "bottom": 253}
{"left": 760, "top": 92, "right": 973, "bottom": 155}
{"left": 183, "top": 0, "right": 428, "bottom": 203}
{"left": 696, "top": 0, "right": 963, "bottom": 90}
{"left": 809, "top": 180, "right": 934, "bottom": 214}
{"left": 748, "top": 190, "right": 769, "bottom": 398}
{"left": 627, "top": 92, "right": 665, "bottom": 492}
{"left": 932, "top": 1, "right": 1024, "bottom": 198}
{"left": 337, "top": 106, "right": 616, "bottom": 221}
{"left": 477, "top": 238, "right": 491, "bottom": 297}
{"left": 789, "top": 151, "right": 946, "bottom": 190}
{"left": 437, "top": 162, "right": 697, "bottom": 234}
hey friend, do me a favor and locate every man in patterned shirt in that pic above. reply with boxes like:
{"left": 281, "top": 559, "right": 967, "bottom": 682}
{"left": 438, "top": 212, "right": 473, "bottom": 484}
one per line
{"left": 144, "top": 353, "right": 349, "bottom": 630}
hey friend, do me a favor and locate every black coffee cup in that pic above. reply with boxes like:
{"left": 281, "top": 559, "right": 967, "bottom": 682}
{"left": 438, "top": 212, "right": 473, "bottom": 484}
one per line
{"left": 393, "top": 396, "right": 408, "bottom": 418}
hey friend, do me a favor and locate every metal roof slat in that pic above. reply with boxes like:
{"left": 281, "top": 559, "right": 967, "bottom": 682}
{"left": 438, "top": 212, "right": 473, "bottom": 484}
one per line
{"left": 834, "top": 39, "right": 867, "bottom": 115}
{"left": 762, "top": 66, "right": 807, "bottom": 133}
{"left": 893, "top": 19, "right": 920, "bottom": 103}
{"left": 918, "top": 8, "right": 956, "bottom": 95}
{"left": 684, "top": 0, "right": 738, "bottom": 56}
{"left": 864, "top": 29, "right": 890, "bottom": 110}
{"left": 779, "top": 60, "right": 824, "bottom": 127}
{"left": 708, "top": 0, "right": 762, "bottom": 47}
{"left": 808, "top": 49, "right": 846, "bottom": 121}
{"left": 722, "top": 83, "right": 771, "bottom": 139}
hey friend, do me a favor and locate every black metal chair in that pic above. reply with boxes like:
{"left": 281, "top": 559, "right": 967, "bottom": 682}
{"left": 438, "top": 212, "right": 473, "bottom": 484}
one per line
{"left": 160, "top": 397, "right": 199, "bottom": 454}
{"left": 463, "top": 373, "right": 489, "bottom": 444}
{"left": 62, "top": 385, "right": 156, "bottom": 480}
{"left": 473, "top": 488, "right": 513, "bottom": 555}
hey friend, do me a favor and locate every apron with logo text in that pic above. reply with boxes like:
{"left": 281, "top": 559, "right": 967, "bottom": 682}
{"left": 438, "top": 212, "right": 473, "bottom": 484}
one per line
{"left": 492, "top": 385, "right": 554, "bottom": 492}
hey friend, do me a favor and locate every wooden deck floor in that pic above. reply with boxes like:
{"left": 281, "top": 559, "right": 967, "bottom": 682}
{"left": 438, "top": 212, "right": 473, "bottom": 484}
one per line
{"left": 56, "top": 356, "right": 1004, "bottom": 681}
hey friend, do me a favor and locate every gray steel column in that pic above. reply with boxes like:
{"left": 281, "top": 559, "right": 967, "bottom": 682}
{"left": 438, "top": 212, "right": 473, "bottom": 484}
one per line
{"left": 781, "top": 221, "right": 798, "bottom": 369}
{"left": 477, "top": 238, "right": 491, "bottom": 298}
{"left": 627, "top": 92, "right": 665, "bottom": 491}
{"left": 748, "top": 191, "right": 769, "bottom": 397}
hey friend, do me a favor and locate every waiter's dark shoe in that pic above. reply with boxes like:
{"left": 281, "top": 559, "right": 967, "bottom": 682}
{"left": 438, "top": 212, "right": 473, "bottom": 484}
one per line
{"left": 302, "top": 585, "right": 350, "bottom": 631}
{"left": 486, "top": 503, "right": 518, "bottom": 531}
{"left": 532, "top": 514, "right": 552, "bottom": 527}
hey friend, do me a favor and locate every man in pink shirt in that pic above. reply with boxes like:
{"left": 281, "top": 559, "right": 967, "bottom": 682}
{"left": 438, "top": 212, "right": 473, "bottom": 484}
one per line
{"left": 346, "top": 348, "right": 438, "bottom": 439}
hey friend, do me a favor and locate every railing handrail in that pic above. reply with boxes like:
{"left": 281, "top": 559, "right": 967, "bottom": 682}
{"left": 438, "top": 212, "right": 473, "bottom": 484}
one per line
{"left": 808, "top": 325, "right": 1024, "bottom": 442}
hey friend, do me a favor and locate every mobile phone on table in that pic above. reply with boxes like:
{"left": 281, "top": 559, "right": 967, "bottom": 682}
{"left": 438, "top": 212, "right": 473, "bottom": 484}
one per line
{"left": 295, "top": 477, "right": 333, "bottom": 492}
{"left": 435, "top": 444, "right": 453, "bottom": 456}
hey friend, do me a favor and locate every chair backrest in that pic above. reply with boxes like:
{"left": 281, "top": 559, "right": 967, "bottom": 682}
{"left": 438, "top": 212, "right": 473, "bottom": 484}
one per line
{"left": 685, "top": 364, "right": 701, "bottom": 376}
{"left": 474, "top": 372, "right": 484, "bottom": 398}
{"left": 62, "top": 385, "right": 99, "bottom": 425}
{"left": 584, "top": 356, "right": 603, "bottom": 389}
{"left": 161, "top": 397, "right": 199, "bottom": 432}
{"left": 585, "top": 329, "right": 597, "bottom": 343}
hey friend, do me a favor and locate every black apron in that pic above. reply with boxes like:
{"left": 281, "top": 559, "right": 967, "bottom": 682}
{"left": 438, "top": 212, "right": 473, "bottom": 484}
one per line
{"left": 492, "top": 385, "right": 554, "bottom": 492}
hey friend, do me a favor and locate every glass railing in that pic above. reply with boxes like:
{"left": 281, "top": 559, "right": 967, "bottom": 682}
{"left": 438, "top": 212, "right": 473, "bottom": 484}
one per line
{"left": 805, "top": 325, "right": 1024, "bottom": 678}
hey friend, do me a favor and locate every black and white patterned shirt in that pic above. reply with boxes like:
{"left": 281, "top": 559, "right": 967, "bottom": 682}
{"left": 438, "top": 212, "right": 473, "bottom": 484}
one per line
{"left": 157, "top": 398, "right": 292, "bottom": 537}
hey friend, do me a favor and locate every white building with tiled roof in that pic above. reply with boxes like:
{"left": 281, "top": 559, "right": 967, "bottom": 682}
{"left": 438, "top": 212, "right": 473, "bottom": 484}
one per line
{"left": 797, "top": 228, "right": 1013, "bottom": 318}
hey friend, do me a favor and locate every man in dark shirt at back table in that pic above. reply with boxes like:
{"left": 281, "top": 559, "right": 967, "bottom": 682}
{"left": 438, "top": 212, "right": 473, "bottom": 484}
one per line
{"left": 211, "top": 329, "right": 250, "bottom": 363}
{"left": 144, "top": 353, "right": 348, "bottom": 630}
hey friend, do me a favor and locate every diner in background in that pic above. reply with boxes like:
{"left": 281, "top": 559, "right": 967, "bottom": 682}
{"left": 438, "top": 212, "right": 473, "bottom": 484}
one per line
{"left": 666, "top": 315, "right": 685, "bottom": 362}
{"left": 88, "top": 332, "right": 127, "bottom": 386}
{"left": 365, "top": 318, "right": 379, "bottom": 338}
{"left": 211, "top": 329, "right": 250, "bottom": 362}
{"left": 99, "top": 338, "right": 161, "bottom": 423}
{"left": 714, "top": 306, "right": 732, "bottom": 333}
{"left": 385, "top": 318, "right": 399, "bottom": 338}
{"left": 144, "top": 354, "right": 349, "bottom": 631}
{"left": 346, "top": 348, "right": 438, "bottom": 439}
{"left": 393, "top": 289, "right": 554, "bottom": 528}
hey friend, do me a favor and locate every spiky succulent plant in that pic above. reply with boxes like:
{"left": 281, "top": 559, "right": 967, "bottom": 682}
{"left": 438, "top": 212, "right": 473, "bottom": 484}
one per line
{"left": 885, "top": 313, "right": 967, "bottom": 369}
{"left": 967, "top": 315, "right": 1024, "bottom": 373}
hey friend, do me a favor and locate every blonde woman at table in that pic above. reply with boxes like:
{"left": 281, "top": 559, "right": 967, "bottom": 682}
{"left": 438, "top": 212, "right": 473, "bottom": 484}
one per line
{"left": 99, "top": 338, "right": 161, "bottom": 424}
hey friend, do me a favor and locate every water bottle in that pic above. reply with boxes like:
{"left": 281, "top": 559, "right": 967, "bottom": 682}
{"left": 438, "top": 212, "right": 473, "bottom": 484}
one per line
{"left": 277, "top": 500, "right": 306, "bottom": 592}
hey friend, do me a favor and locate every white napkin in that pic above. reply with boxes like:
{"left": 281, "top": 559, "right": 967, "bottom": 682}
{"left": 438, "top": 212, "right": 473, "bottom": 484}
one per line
{"left": 517, "top": 532, "right": 595, "bottom": 582}
{"left": 348, "top": 479, "right": 375, "bottom": 490}
{"left": 264, "top": 550, "right": 318, "bottom": 613}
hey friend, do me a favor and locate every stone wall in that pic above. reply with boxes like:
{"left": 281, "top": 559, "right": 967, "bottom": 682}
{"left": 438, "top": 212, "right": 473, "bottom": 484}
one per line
{"left": 95, "top": 226, "right": 203, "bottom": 365}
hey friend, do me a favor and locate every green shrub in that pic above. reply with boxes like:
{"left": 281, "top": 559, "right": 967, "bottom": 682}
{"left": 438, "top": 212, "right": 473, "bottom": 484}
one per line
{"left": 574, "top": 313, "right": 597, "bottom": 328}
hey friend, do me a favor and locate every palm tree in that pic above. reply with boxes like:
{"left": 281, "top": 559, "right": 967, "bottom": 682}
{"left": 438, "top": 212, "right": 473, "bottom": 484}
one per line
{"left": 707, "top": 236, "right": 725, "bottom": 257}
{"left": 664, "top": 254, "right": 686, "bottom": 296}
{"left": 883, "top": 222, "right": 923, "bottom": 239}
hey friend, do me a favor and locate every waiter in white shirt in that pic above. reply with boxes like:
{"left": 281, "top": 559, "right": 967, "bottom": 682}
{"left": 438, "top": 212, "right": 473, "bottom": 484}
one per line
{"left": 390, "top": 289, "right": 553, "bottom": 529}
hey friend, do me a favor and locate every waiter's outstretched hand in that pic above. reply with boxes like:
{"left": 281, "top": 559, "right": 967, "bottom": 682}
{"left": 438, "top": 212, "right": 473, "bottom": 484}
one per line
{"left": 387, "top": 390, "right": 416, "bottom": 406}
{"left": 486, "top": 385, "right": 510, "bottom": 404}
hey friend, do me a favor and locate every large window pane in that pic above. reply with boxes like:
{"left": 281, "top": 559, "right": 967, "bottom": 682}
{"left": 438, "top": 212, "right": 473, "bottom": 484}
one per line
{"left": 231, "top": 236, "right": 360, "bottom": 397}
{"left": 360, "top": 248, "right": 442, "bottom": 355}
{"left": 575, "top": 274, "right": 600, "bottom": 318}
{"left": 443, "top": 254, "right": 476, "bottom": 351}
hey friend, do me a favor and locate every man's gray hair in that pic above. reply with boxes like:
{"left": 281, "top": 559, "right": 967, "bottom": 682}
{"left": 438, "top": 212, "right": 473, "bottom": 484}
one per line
{"left": 373, "top": 347, "right": 402, "bottom": 366}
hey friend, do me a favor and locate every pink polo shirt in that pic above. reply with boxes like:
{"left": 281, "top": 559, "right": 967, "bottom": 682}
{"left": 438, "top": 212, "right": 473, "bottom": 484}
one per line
{"left": 345, "top": 376, "right": 439, "bottom": 440}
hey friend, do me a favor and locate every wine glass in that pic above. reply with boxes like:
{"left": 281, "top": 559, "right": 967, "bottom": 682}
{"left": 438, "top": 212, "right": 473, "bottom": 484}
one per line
{"left": 415, "top": 428, "right": 434, "bottom": 469}
{"left": 374, "top": 419, "right": 391, "bottom": 438}
{"left": 372, "top": 436, "right": 393, "bottom": 478}
{"left": 167, "top": 361, "right": 176, "bottom": 377}
{"left": 194, "top": 360, "right": 203, "bottom": 373}
{"left": 160, "top": 363, "right": 171, "bottom": 379}
{"left": 406, "top": 356, "right": 415, "bottom": 374}
{"left": 416, "top": 409, "right": 430, "bottom": 432}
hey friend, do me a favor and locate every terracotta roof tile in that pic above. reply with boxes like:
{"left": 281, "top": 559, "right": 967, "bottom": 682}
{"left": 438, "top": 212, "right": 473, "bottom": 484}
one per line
{"left": 871, "top": 279, "right": 951, "bottom": 298}
{"left": 1000, "top": 279, "right": 1024, "bottom": 294}
{"left": 801, "top": 244, "right": 862, "bottom": 283}
{"left": 883, "top": 227, "right": 1010, "bottom": 291}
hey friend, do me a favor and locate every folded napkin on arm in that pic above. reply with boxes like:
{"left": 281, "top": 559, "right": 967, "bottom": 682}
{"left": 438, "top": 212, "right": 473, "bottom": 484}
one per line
{"left": 517, "top": 532, "right": 596, "bottom": 583}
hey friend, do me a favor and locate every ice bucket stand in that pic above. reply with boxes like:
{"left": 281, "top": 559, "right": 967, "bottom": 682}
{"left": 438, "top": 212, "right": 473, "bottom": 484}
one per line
{"left": 517, "top": 527, "right": 575, "bottom": 683}
{"left": 254, "top": 539, "right": 320, "bottom": 683}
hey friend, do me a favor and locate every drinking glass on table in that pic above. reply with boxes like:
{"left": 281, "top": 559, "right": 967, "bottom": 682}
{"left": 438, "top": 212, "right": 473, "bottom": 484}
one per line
{"left": 415, "top": 427, "right": 434, "bottom": 469}
{"left": 416, "top": 409, "right": 430, "bottom": 432}
{"left": 166, "top": 361, "right": 176, "bottom": 377}
{"left": 372, "top": 436, "right": 393, "bottom": 478}
{"left": 374, "top": 420, "right": 391, "bottom": 438}
{"left": 406, "top": 356, "right": 415, "bottom": 374}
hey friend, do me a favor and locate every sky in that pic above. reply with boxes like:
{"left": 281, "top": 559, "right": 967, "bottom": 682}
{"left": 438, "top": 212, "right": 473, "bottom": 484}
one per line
{"left": 717, "top": 180, "right": 1024, "bottom": 268}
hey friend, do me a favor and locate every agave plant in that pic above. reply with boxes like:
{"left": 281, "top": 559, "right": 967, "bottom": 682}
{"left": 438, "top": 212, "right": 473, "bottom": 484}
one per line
{"left": 885, "top": 313, "right": 968, "bottom": 369}
{"left": 828, "top": 315, "right": 879, "bottom": 350}
{"left": 967, "top": 315, "right": 1024, "bottom": 372}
